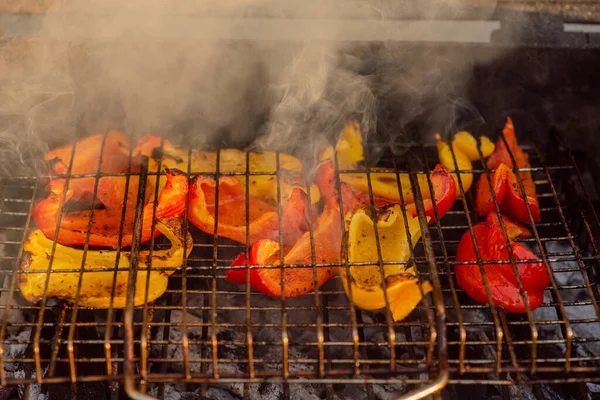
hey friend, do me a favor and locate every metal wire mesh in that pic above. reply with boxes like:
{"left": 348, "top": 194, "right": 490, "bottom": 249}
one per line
{"left": 0, "top": 123, "right": 598, "bottom": 399}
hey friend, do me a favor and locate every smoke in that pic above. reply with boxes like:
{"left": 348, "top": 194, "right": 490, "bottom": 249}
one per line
{"left": 0, "top": 0, "right": 513, "bottom": 177}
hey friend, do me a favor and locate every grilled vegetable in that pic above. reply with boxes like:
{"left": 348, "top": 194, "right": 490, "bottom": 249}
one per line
{"left": 188, "top": 175, "right": 309, "bottom": 246}
{"left": 320, "top": 122, "right": 456, "bottom": 222}
{"left": 452, "top": 131, "right": 495, "bottom": 161}
{"left": 45, "top": 131, "right": 137, "bottom": 176}
{"left": 225, "top": 196, "right": 342, "bottom": 298}
{"left": 135, "top": 135, "right": 321, "bottom": 205}
{"left": 435, "top": 131, "right": 495, "bottom": 195}
{"left": 319, "top": 121, "right": 432, "bottom": 204}
{"left": 340, "top": 204, "right": 432, "bottom": 321}
{"left": 18, "top": 217, "right": 192, "bottom": 308}
{"left": 32, "top": 168, "right": 188, "bottom": 249}
{"left": 315, "top": 159, "right": 456, "bottom": 224}
{"left": 226, "top": 157, "right": 454, "bottom": 298}
{"left": 455, "top": 212, "right": 549, "bottom": 313}
{"left": 475, "top": 117, "right": 540, "bottom": 223}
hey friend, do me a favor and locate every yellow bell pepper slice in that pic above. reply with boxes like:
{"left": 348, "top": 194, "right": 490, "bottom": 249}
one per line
{"left": 17, "top": 217, "right": 192, "bottom": 308}
{"left": 435, "top": 130, "right": 496, "bottom": 195}
{"left": 435, "top": 134, "right": 474, "bottom": 194}
{"left": 452, "top": 131, "right": 495, "bottom": 161}
{"left": 144, "top": 139, "right": 320, "bottom": 205}
{"left": 340, "top": 204, "right": 433, "bottom": 321}
{"left": 320, "top": 121, "right": 434, "bottom": 203}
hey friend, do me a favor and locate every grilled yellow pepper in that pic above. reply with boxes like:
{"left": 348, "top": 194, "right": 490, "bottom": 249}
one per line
{"left": 137, "top": 136, "right": 320, "bottom": 205}
{"left": 320, "top": 121, "right": 433, "bottom": 203}
{"left": 435, "top": 131, "right": 495, "bottom": 195}
{"left": 340, "top": 204, "right": 433, "bottom": 321}
{"left": 18, "top": 217, "right": 192, "bottom": 308}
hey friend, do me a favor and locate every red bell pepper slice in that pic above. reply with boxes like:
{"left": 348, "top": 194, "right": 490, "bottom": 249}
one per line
{"left": 226, "top": 197, "right": 342, "bottom": 298}
{"left": 476, "top": 117, "right": 540, "bottom": 223}
{"left": 476, "top": 162, "right": 541, "bottom": 223}
{"left": 32, "top": 168, "right": 188, "bottom": 248}
{"left": 45, "top": 131, "right": 139, "bottom": 176}
{"left": 315, "top": 160, "right": 455, "bottom": 223}
{"left": 455, "top": 211, "right": 549, "bottom": 313}
{"left": 406, "top": 164, "right": 456, "bottom": 223}
{"left": 315, "top": 159, "right": 393, "bottom": 214}
{"left": 188, "top": 175, "right": 309, "bottom": 246}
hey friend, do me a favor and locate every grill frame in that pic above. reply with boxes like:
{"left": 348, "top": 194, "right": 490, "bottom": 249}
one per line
{"left": 0, "top": 118, "right": 598, "bottom": 399}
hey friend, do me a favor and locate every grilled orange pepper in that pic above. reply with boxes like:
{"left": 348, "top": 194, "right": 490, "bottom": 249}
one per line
{"left": 32, "top": 169, "right": 188, "bottom": 249}
{"left": 225, "top": 196, "right": 342, "bottom": 298}
{"left": 45, "top": 131, "right": 138, "bottom": 176}
{"left": 188, "top": 175, "right": 309, "bottom": 246}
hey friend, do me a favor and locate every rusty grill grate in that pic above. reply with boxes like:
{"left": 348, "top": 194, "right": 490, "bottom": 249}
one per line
{"left": 0, "top": 123, "right": 598, "bottom": 399}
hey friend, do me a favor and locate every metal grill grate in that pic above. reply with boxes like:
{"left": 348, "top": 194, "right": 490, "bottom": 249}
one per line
{"left": 0, "top": 123, "right": 598, "bottom": 399}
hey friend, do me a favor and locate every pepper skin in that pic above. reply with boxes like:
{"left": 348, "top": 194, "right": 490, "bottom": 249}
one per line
{"left": 340, "top": 204, "right": 433, "bottom": 322}
{"left": 18, "top": 217, "right": 192, "bottom": 308}
{"left": 315, "top": 159, "right": 455, "bottom": 224}
{"left": 32, "top": 168, "right": 188, "bottom": 248}
{"left": 225, "top": 196, "right": 342, "bottom": 298}
{"left": 320, "top": 121, "right": 434, "bottom": 204}
{"left": 455, "top": 212, "right": 549, "bottom": 313}
{"left": 226, "top": 160, "right": 455, "bottom": 298}
{"left": 188, "top": 175, "right": 309, "bottom": 246}
{"left": 475, "top": 163, "right": 541, "bottom": 223}
{"left": 435, "top": 131, "right": 495, "bottom": 196}
{"left": 45, "top": 131, "right": 137, "bottom": 176}
{"left": 475, "top": 118, "right": 540, "bottom": 223}
{"left": 134, "top": 135, "right": 321, "bottom": 205}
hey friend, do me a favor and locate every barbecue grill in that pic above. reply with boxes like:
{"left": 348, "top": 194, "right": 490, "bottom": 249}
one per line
{"left": 0, "top": 2, "right": 599, "bottom": 399}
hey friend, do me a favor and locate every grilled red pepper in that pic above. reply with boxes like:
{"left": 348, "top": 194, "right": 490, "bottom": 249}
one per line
{"left": 226, "top": 196, "right": 342, "bottom": 297}
{"left": 226, "top": 160, "right": 456, "bottom": 297}
{"left": 455, "top": 211, "right": 549, "bottom": 313}
{"left": 315, "top": 159, "right": 456, "bottom": 223}
{"left": 45, "top": 131, "right": 138, "bottom": 176}
{"left": 475, "top": 118, "right": 540, "bottom": 223}
{"left": 188, "top": 175, "right": 309, "bottom": 246}
{"left": 32, "top": 169, "right": 188, "bottom": 248}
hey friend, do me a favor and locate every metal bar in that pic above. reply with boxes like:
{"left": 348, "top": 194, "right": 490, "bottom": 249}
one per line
{"left": 66, "top": 132, "right": 113, "bottom": 383}
{"left": 104, "top": 144, "right": 137, "bottom": 386}
{"left": 0, "top": 180, "right": 39, "bottom": 385}
{"left": 303, "top": 174, "right": 325, "bottom": 377}
{"left": 123, "top": 155, "right": 154, "bottom": 400}
{"left": 243, "top": 151, "right": 255, "bottom": 380}
{"left": 210, "top": 149, "right": 221, "bottom": 380}
{"left": 29, "top": 137, "right": 80, "bottom": 385}
{"left": 396, "top": 151, "right": 448, "bottom": 400}
{"left": 139, "top": 137, "right": 167, "bottom": 392}
{"left": 331, "top": 144, "right": 362, "bottom": 376}
{"left": 416, "top": 142, "right": 464, "bottom": 373}
{"left": 443, "top": 132, "right": 506, "bottom": 374}
{"left": 360, "top": 142, "right": 397, "bottom": 373}
{"left": 418, "top": 142, "right": 466, "bottom": 365}
{"left": 495, "top": 126, "right": 563, "bottom": 374}
{"left": 274, "top": 152, "right": 290, "bottom": 380}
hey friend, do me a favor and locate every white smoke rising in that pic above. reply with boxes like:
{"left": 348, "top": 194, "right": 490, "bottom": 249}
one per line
{"left": 0, "top": 0, "right": 512, "bottom": 177}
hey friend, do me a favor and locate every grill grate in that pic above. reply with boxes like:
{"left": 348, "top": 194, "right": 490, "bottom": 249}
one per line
{"left": 0, "top": 122, "right": 598, "bottom": 399}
